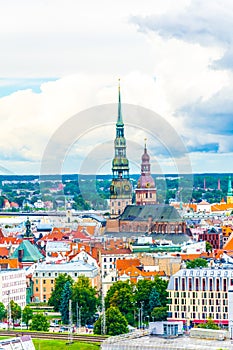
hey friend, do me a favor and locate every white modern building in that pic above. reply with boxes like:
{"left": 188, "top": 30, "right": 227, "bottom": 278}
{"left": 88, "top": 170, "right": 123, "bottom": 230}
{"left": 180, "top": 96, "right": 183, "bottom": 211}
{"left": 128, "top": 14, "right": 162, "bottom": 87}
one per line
{"left": 168, "top": 267, "right": 233, "bottom": 326}
{"left": 0, "top": 269, "right": 26, "bottom": 308}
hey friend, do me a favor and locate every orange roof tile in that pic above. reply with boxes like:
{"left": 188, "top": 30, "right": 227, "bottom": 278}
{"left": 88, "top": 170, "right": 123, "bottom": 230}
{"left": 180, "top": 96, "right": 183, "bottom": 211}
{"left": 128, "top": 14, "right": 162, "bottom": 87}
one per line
{"left": 0, "top": 258, "right": 19, "bottom": 268}
{"left": 211, "top": 203, "right": 233, "bottom": 211}
{"left": 176, "top": 252, "right": 214, "bottom": 261}
{"left": 116, "top": 258, "right": 141, "bottom": 271}
{"left": 223, "top": 233, "right": 233, "bottom": 250}
{"left": 0, "top": 247, "right": 9, "bottom": 257}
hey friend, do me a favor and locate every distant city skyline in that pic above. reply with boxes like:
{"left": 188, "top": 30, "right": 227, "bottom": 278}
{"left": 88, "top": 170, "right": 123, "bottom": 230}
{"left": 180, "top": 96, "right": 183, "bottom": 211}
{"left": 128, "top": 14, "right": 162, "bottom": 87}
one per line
{"left": 0, "top": 0, "right": 233, "bottom": 174}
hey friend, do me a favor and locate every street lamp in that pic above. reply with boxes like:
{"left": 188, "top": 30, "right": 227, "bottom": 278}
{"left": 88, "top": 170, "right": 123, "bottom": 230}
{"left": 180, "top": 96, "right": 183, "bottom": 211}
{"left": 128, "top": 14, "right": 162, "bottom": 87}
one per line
{"left": 140, "top": 302, "right": 144, "bottom": 329}
{"left": 146, "top": 316, "right": 149, "bottom": 328}
{"left": 7, "top": 291, "right": 11, "bottom": 330}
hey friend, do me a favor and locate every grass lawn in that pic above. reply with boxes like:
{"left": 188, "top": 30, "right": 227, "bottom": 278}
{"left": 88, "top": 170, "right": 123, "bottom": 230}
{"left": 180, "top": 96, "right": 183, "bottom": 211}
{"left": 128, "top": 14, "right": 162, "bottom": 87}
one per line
{"left": 33, "top": 339, "right": 100, "bottom": 350}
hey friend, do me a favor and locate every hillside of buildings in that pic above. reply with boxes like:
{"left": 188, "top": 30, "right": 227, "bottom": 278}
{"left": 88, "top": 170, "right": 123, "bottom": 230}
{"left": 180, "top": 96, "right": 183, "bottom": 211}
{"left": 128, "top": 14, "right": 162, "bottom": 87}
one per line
{"left": 0, "top": 173, "right": 231, "bottom": 212}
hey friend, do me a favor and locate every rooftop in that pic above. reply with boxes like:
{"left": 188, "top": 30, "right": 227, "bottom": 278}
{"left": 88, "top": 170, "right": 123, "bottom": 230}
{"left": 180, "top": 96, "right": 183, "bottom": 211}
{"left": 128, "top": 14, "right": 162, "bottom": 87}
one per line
{"left": 120, "top": 204, "right": 183, "bottom": 222}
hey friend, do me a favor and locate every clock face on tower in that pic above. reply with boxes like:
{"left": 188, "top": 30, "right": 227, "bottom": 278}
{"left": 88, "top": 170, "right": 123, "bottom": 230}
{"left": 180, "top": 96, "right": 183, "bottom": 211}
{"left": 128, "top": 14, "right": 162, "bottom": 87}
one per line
{"left": 124, "top": 185, "right": 130, "bottom": 192}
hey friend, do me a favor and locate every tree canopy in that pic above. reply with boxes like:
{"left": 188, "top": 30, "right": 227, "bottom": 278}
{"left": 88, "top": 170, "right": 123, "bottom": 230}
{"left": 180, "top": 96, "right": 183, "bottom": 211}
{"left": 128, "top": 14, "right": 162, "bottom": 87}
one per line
{"left": 22, "top": 306, "right": 33, "bottom": 329}
{"left": 0, "top": 303, "right": 6, "bottom": 322}
{"left": 30, "top": 313, "right": 50, "bottom": 331}
{"left": 94, "top": 306, "right": 128, "bottom": 336}
{"left": 186, "top": 258, "right": 208, "bottom": 269}
{"left": 105, "top": 281, "right": 135, "bottom": 324}
{"left": 48, "top": 273, "right": 74, "bottom": 311}
{"left": 72, "top": 275, "right": 99, "bottom": 326}
{"left": 60, "top": 281, "right": 72, "bottom": 325}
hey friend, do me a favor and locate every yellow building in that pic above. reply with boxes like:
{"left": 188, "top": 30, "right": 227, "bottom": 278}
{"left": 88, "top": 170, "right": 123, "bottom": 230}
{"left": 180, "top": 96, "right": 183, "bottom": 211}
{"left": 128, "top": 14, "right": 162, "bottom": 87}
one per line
{"left": 32, "top": 261, "right": 99, "bottom": 303}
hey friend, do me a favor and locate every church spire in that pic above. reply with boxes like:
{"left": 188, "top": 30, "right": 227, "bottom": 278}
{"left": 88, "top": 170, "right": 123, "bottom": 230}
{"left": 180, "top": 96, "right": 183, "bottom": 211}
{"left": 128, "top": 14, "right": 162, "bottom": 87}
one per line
{"left": 117, "top": 79, "right": 123, "bottom": 126}
{"left": 228, "top": 175, "right": 232, "bottom": 196}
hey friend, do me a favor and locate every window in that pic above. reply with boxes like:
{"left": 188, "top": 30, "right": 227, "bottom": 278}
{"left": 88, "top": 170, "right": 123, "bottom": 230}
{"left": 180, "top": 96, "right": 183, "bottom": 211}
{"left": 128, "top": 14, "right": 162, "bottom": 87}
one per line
{"left": 36, "top": 279, "right": 38, "bottom": 284}
{"left": 223, "top": 279, "right": 227, "bottom": 292}
{"left": 43, "top": 280, "right": 46, "bottom": 284}
{"left": 181, "top": 278, "right": 185, "bottom": 291}
{"left": 195, "top": 278, "right": 199, "bottom": 291}
{"left": 216, "top": 278, "right": 220, "bottom": 291}
{"left": 35, "top": 287, "right": 38, "bottom": 292}
{"left": 209, "top": 278, "right": 213, "bottom": 291}
{"left": 43, "top": 287, "right": 46, "bottom": 292}
{"left": 202, "top": 278, "right": 206, "bottom": 291}
{"left": 175, "top": 278, "right": 179, "bottom": 291}
{"left": 51, "top": 280, "right": 54, "bottom": 284}
{"left": 188, "top": 278, "right": 192, "bottom": 291}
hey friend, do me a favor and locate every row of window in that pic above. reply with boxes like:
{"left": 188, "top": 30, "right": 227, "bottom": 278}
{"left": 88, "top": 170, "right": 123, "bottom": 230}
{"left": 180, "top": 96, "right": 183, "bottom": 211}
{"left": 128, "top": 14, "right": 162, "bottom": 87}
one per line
{"left": 34, "top": 271, "right": 91, "bottom": 278}
{"left": 172, "top": 312, "right": 228, "bottom": 320}
{"left": 173, "top": 305, "right": 228, "bottom": 313}
{"left": 112, "top": 202, "right": 129, "bottom": 206}
{"left": 2, "top": 274, "right": 25, "bottom": 280}
{"left": 173, "top": 291, "right": 229, "bottom": 299}
{"left": 174, "top": 277, "right": 232, "bottom": 292}
{"left": 35, "top": 287, "right": 54, "bottom": 292}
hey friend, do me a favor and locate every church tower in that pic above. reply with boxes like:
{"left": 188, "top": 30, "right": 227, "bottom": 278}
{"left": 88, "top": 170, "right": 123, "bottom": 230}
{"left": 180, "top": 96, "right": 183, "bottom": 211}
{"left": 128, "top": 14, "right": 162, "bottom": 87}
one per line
{"left": 227, "top": 175, "right": 233, "bottom": 204}
{"left": 135, "top": 140, "right": 157, "bottom": 205}
{"left": 109, "top": 80, "right": 132, "bottom": 217}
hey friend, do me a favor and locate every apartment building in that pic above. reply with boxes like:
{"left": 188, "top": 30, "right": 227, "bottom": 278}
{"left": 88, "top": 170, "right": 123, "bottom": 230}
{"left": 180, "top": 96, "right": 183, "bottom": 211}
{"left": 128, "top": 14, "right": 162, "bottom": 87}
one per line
{"left": 32, "top": 261, "right": 99, "bottom": 302}
{"left": 167, "top": 268, "right": 233, "bottom": 326}
{"left": 0, "top": 269, "right": 26, "bottom": 308}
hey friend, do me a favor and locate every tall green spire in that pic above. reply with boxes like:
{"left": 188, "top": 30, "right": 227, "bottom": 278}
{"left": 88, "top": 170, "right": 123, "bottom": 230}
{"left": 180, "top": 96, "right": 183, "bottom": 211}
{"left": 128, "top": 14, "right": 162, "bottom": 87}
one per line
{"left": 117, "top": 79, "right": 123, "bottom": 126}
{"left": 227, "top": 175, "right": 232, "bottom": 196}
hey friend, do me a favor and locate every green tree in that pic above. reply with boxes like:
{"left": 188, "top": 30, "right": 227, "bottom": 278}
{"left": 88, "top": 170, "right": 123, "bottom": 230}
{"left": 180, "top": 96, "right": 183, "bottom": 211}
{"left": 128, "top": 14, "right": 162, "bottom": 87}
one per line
{"left": 151, "top": 306, "right": 168, "bottom": 321}
{"left": 135, "top": 279, "right": 154, "bottom": 316}
{"left": 186, "top": 258, "right": 208, "bottom": 269}
{"left": 72, "top": 275, "right": 99, "bottom": 325}
{"left": 0, "top": 302, "right": 6, "bottom": 321}
{"left": 30, "top": 313, "right": 50, "bottom": 331}
{"left": 149, "top": 286, "right": 161, "bottom": 310}
{"left": 94, "top": 306, "right": 128, "bottom": 336}
{"left": 60, "top": 281, "right": 72, "bottom": 325}
{"left": 10, "top": 300, "right": 21, "bottom": 328}
{"left": 105, "top": 281, "right": 135, "bottom": 325}
{"left": 197, "top": 318, "right": 220, "bottom": 330}
{"left": 154, "top": 277, "right": 168, "bottom": 307}
{"left": 206, "top": 241, "right": 213, "bottom": 252}
{"left": 22, "top": 306, "right": 33, "bottom": 329}
{"left": 48, "top": 274, "right": 74, "bottom": 311}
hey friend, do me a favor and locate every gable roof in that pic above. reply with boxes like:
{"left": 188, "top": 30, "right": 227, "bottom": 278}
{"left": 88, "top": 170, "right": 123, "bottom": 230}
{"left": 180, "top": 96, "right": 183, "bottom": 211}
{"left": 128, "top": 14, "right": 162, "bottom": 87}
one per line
{"left": 120, "top": 204, "right": 183, "bottom": 222}
{"left": 11, "top": 240, "right": 44, "bottom": 262}
{"left": 116, "top": 258, "right": 141, "bottom": 271}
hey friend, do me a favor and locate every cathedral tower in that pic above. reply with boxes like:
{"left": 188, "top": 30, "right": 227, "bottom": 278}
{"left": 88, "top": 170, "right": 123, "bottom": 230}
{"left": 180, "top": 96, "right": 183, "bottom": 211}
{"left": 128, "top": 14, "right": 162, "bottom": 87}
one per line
{"left": 109, "top": 81, "right": 132, "bottom": 217}
{"left": 135, "top": 140, "right": 157, "bottom": 205}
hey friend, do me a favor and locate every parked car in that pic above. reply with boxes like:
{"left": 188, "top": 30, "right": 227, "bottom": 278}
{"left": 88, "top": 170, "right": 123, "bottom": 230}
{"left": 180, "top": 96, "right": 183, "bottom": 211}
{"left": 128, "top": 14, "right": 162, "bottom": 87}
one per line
{"left": 59, "top": 326, "right": 75, "bottom": 333}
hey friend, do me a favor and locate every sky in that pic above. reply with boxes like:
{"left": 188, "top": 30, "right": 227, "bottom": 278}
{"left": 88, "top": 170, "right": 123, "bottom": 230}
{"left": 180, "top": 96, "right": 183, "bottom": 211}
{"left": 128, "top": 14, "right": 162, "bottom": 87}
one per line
{"left": 0, "top": 0, "right": 233, "bottom": 175}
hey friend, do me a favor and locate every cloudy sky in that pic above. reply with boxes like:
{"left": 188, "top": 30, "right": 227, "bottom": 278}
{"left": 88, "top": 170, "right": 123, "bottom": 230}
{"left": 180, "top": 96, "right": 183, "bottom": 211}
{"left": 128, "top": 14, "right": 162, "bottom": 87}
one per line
{"left": 0, "top": 0, "right": 233, "bottom": 175}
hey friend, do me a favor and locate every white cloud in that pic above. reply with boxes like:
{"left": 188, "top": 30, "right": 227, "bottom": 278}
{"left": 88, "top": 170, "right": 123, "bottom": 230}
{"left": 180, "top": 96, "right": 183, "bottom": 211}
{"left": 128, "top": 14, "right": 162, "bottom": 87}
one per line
{"left": 0, "top": 0, "right": 233, "bottom": 173}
